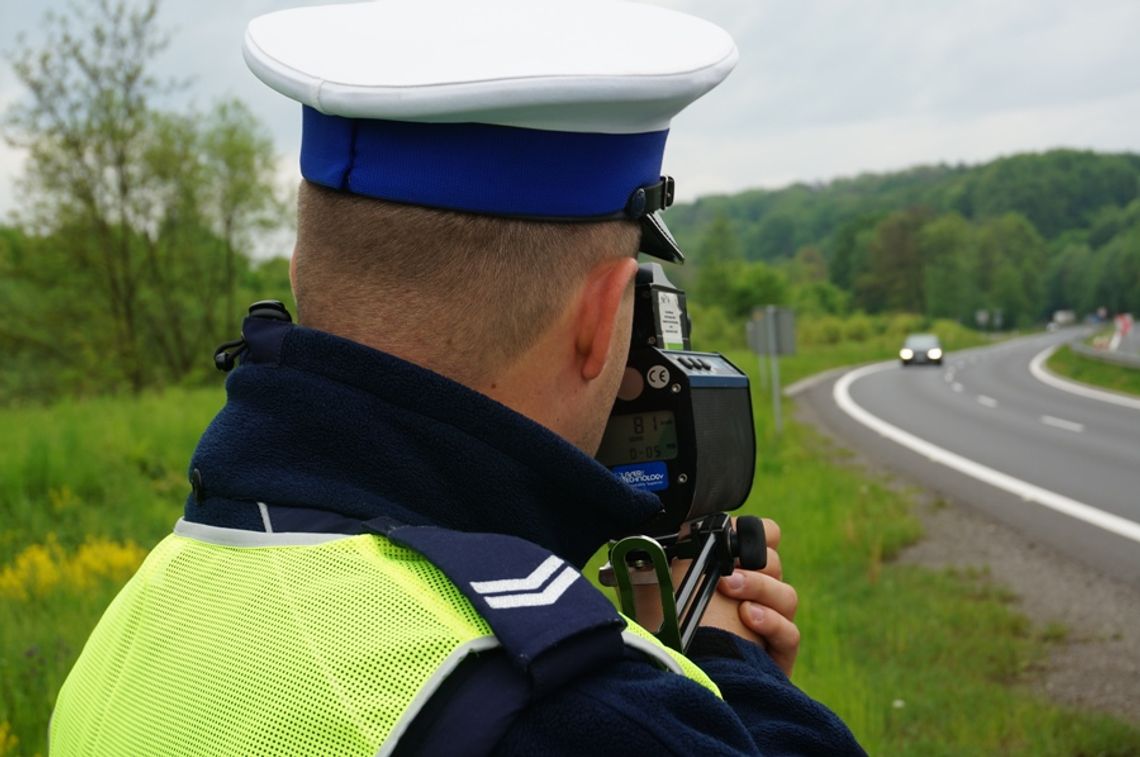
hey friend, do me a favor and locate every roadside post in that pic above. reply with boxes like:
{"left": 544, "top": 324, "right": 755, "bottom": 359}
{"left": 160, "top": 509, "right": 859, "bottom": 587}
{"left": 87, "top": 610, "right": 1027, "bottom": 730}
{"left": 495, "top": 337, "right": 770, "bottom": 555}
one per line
{"left": 747, "top": 306, "right": 795, "bottom": 434}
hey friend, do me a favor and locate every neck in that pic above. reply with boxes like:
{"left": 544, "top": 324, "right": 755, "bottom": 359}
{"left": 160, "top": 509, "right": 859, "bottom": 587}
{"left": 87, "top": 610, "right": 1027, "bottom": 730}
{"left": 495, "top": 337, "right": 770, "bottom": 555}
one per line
{"left": 475, "top": 340, "right": 598, "bottom": 455}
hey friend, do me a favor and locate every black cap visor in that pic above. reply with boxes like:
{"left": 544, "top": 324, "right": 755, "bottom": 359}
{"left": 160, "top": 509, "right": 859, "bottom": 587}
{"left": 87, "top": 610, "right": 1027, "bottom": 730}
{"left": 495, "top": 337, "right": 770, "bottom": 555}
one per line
{"left": 639, "top": 211, "right": 685, "bottom": 264}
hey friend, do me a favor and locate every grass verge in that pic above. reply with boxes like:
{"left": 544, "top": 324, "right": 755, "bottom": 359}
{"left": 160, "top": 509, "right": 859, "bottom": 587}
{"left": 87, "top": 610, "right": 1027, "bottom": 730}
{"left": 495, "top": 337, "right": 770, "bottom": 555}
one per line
{"left": 1045, "top": 344, "right": 1140, "bottom": 397}
{"left": 1, "top": 388, "right": 225, "bottom": 756}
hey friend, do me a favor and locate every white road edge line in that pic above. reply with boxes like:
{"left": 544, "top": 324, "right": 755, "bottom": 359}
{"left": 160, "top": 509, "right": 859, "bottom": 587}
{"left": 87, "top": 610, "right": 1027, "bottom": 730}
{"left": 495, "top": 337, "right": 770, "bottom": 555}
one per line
{"left": 952, "top": 383, "right": 964, "bottom": 393}
{"left": 977, "top": 395, "right": 998, "bottom": 408}
{"left": 1040, "top": 415, "right": 1084, "bottom": 433}
{"left": 834, "top": 362, "right": 1140, "bottom": 545}
{"left": 1028, "top": 345, "right": 1140, "bottom": 411}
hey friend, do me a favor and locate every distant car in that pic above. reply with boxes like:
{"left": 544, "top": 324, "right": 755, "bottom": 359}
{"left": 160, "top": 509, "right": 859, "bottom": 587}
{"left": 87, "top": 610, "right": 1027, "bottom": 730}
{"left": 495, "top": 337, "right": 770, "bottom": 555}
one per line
{"left": 900, "top": 333, "right": 943, "bottom": 366}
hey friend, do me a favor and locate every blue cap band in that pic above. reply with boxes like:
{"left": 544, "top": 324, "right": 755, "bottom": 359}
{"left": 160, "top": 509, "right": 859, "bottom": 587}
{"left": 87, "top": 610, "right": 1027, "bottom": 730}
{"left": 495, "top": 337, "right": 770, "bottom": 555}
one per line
{"left": 299, "top": 106, "right": 669, "bottom": 218}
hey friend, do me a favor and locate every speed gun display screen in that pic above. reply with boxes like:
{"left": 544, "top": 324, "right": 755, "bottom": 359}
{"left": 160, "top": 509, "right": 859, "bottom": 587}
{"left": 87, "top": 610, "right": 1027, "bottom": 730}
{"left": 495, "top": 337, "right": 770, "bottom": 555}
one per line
{"left": 596, "top": 411, "right": 678, "bottom": 465}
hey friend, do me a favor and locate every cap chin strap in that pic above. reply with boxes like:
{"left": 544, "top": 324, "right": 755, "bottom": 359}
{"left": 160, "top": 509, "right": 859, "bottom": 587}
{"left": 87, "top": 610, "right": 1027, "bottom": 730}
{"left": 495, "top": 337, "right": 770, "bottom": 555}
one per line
{"left": 623, "top": 176, "right": 675, "bottom": 219}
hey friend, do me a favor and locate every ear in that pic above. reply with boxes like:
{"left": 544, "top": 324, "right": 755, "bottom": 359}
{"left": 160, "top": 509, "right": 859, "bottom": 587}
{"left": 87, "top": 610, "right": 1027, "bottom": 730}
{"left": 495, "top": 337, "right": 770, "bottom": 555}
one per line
{"left": 575, "top": 257, "right": 639, "bottom": 381}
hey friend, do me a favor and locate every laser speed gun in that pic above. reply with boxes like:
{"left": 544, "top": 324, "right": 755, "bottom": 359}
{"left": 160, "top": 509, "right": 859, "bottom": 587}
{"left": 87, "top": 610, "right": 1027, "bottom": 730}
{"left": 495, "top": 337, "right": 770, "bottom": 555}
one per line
{"left": 597, "top": 263, "right": 766, "bottom": 653}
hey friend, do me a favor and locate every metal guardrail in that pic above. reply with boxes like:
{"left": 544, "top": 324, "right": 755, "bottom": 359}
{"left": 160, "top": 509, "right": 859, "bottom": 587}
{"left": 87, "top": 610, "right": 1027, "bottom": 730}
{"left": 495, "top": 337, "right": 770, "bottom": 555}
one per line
{"left": 1067, "top": 339, "right": 1140, "bottom": 369}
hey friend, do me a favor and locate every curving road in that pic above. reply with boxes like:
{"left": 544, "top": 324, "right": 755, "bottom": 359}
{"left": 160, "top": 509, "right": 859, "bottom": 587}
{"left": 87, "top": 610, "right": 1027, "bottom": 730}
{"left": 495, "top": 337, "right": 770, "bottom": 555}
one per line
{"left": 794, "top": 329, "right": 1140, "bottom": 586}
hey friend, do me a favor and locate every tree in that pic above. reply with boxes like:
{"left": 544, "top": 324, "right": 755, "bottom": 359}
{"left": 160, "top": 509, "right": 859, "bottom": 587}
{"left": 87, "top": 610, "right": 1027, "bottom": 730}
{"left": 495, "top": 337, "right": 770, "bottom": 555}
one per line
{"left": 787, "top": 245, "right": 827, "bottom": 285}
{"left": 991, "top": 260, "right": 1031, "bottom": 328}
{"left": 975, "top": 213, "right": 1047, "bottom": 325}
{"left": 694, "top": 213, "right": 743, "bottom": 306}
{"left": 918, "top": 213, "right": 977, "bottom": 323}
{"left": 3, "top": 0, "right": 284, "bottom": 397}
{"left": 721, "top": 262, "right": 785, "bottom": 320}
{"left": 791, "top": 280, "right": 849, "bottom": 316}
{"left": 690, "top": 214, "right": 786, "bottom": 320}
{"left": 1045, "top": 243, "right": 1093, "bottom": 316}
{"left": 855, "top": 208, "right": 930, "bottom": 313}
{"left": 968, "top": 150, "right": 1140, "bottom": 238}
{"left": 1092, "top": 227, "right": 1140, "bottom": 314}
{"left": 199, "top": 100, "right": 284, "bottom": 321}
{"left": 829, "top": 212, "right": 883, "bottom": 292}
{"left": 745, "top": 212, "right": 797, "bottom": 261}
{"left": 5, "top": 0, "right": 175, "bottom": 390}
{"left": 1087, "top": 198, "right": 1140, "bottom": 249}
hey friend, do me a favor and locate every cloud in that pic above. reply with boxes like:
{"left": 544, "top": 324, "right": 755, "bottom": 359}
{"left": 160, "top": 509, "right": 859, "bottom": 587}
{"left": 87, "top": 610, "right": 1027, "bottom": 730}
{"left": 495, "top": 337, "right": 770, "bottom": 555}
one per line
{"left": 2, "top": 0, "right": 1139, "bottom": 215}
{"left": 652, "top": 0, "right": 1140, "bottom": 199}
{"left": 666, "top": 88, "right": 1140, "bottom": 200}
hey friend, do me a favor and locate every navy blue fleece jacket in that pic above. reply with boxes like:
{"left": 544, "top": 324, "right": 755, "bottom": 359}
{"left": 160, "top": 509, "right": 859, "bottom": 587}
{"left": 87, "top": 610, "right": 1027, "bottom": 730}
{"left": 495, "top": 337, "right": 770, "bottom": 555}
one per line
{"left": 186, "top": 323, "right": 864, "bottom": 755}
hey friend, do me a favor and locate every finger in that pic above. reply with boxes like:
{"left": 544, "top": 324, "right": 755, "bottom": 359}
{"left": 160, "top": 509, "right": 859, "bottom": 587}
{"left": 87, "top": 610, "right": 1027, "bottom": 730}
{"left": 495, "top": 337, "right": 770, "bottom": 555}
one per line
{"left": 738, "top": 548, "right": 781, "bottom": 579}
{"left": 698, "top": 593, "right": 762, "bottom": 646}
{"left": 761, "top": 518, "right": 781, "bottom": 549}
{"left": 718, "top": 569, "right": 798, "bottom": 621}
{"left": 740, "top": 602, "right": 799, "bottom": 676}
{"left": 759, "top": 547, "right": 781, "bottom": 580}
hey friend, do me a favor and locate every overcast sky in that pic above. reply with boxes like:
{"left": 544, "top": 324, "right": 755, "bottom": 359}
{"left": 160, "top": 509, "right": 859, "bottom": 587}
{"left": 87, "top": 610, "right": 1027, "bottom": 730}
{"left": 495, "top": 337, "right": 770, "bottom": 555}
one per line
{"left": 2, "top": 0, "right": 1140, "bottom": 222}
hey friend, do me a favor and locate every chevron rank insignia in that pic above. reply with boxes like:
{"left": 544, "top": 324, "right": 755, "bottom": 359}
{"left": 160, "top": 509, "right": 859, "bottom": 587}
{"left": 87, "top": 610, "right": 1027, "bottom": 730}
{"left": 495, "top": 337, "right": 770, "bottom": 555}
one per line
{"left": 379, "top": 523, "right": 624, "bottom": 668}
{"left": 469, "top": 556, "right": 580, "bottom": 609}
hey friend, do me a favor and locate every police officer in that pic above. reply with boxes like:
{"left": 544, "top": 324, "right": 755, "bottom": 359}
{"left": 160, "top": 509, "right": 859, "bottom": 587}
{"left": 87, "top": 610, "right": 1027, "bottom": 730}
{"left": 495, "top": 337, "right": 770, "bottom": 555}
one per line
{"left": 51, "top": 1, "right": 864, "bottom": 754}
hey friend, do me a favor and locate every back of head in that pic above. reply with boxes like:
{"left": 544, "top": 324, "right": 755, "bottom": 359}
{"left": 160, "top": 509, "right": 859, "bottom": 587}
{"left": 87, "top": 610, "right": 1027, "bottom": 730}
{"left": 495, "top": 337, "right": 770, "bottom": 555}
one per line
{"left": 294, "top": 181, "right": 639, "bottom": 385}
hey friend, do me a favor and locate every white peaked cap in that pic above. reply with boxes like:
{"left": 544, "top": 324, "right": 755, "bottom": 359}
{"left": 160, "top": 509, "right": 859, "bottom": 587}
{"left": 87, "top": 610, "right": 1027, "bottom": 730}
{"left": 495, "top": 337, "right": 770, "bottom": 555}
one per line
{"left": 243, "top": 0, "right": 738, "bottom": 262}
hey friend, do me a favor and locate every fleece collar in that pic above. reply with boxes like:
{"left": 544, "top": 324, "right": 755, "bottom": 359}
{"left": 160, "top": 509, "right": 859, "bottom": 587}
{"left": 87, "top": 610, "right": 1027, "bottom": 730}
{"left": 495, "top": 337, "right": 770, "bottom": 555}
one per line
{"left": 185, "top": 322, "right": 662, "bottom": 567}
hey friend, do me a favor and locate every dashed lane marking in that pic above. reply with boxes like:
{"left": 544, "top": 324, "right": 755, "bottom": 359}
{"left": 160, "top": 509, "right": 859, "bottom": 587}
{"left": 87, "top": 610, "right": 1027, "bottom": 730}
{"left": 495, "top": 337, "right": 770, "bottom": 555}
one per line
{"left": 833, "top": 362, "right": 1140, "bottom": 545}
{"left": 1040, "top": 415, "right": 1085, "bottom": 433}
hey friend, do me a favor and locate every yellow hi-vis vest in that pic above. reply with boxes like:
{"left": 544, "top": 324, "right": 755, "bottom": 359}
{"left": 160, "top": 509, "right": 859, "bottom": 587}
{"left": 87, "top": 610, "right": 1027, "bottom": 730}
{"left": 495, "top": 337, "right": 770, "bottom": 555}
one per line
{"left": 51, "top": 520, "right": 718, "bottom": 756}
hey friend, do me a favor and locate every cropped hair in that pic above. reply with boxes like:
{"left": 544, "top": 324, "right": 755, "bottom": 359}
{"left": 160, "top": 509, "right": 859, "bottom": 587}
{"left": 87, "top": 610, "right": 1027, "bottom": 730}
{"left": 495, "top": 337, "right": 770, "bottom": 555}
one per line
{"left": 293, "top": 180, "right": 640, "bottom": 383}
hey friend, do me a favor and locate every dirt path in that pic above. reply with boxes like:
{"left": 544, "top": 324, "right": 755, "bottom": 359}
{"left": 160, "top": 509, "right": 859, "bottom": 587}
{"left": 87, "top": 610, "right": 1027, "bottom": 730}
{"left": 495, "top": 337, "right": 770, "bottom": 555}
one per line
{"left": 794, "top": 399, "right": 1140, "bottom": 725}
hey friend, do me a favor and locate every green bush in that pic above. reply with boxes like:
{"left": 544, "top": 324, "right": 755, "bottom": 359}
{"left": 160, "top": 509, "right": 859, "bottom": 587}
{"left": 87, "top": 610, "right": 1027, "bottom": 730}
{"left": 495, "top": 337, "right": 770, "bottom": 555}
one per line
{"left": 688, "top": 303, "right": 747, "bottom": 353}
{"left": 843, "top": 313, "right": 874, "bottom": 341}
{"left": 884, "top": 312, "right": 928, "bottom": 337}
{"left": 797, "top": 315, "right": 845, "bottom": 346}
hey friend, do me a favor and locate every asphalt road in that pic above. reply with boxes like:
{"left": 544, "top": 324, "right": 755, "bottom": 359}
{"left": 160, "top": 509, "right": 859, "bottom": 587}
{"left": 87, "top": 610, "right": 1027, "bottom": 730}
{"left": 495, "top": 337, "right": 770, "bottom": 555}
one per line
{"left": 794, "top": 329, "right": 1140, "bottom": 587}
{"left": 1121, "top": 325, "right": 1140, "bottom": 356}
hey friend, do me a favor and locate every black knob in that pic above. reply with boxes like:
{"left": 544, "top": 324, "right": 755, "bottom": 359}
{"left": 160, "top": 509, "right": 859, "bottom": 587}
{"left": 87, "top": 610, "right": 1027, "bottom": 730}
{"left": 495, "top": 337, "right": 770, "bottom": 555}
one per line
{"left": 734, "top": 516, "right": 767, "bottom": 570}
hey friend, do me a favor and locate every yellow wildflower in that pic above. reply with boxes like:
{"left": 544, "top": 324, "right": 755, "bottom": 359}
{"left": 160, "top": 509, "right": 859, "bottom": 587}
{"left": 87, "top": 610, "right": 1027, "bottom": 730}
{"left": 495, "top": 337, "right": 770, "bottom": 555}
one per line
{"left": 66, "top": 538, "right": 147, "bottom": 589}
{"left": 48, "top": 486, "right": 80, "bottom": 514}
{"left": 0, "top": 721, "right": 17, "bottom": 756}
{"left": 0, "top": 541, "right": 59, "bottom": 600}
{"left": 0, "top": 535, "right": 145, "bottom": 601}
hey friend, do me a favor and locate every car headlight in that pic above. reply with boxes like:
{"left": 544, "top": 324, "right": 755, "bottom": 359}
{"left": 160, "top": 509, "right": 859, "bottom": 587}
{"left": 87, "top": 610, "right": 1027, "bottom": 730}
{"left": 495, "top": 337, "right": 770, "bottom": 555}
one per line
{"left": 928, "top": 348, "right": 943, "bottom": 360}
{"left": 900, "top": 348, "right": 914, "bottom": 360}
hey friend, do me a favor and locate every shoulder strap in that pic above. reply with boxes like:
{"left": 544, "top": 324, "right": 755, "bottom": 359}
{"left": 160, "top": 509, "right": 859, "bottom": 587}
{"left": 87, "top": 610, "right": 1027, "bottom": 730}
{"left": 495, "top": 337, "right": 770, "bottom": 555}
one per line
{"left": 368, "top": 518, "right": 627, "bottom": 697}
{"left": 364, "top": 518, "right": 631, "bottom": 757}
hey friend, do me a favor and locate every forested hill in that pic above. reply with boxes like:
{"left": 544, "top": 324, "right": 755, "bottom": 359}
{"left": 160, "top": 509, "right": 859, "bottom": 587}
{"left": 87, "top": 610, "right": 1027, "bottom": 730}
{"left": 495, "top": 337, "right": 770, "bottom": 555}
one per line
{"left": 667, "top": 149, "right": 1140, "bottom": 259}
{"left": 664, "top": 149, "right": 1140, "bottom": 328}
